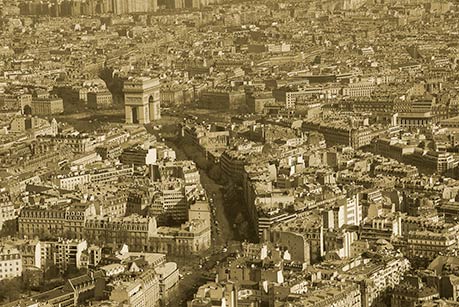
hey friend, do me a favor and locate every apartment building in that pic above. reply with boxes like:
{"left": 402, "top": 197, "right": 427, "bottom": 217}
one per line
{"left": 84, "top": 215, "right": 158, "bottom": 251}
{"left": 32, "top": 96, "right": 64, "bottom": 116}
{"left": 38, "top": 134, "right": 96, "bottom": 153}
{"left": 17, "top": 239, "right": 42, "bottom": 269}
{"left": 344, "top": 257, "right": 411, "bottom": 307}
{"left": 0, "top": 245, "right": 22, "bottom": 280}
{"left": 150, "top": 219, "right": 211, "bottom": 255}
{"left": 109, "top": 268, "right": 160, "bottom": 307}
{"left": 188, "top": 282, "right": 237, "bottom": 307}
{"left": 299, "top": 283, "right": 361, "bottom": 307}
{"left": 18, "top": 204, "right": 96, "bottom": 239}
{"left": 152, "top": 183, "right": 188, "bottom": 222}
{"left": 87, "top": 91, "right": 112, "bottom": 109}
{"left": 53, "top": 165, "right": 134, "bottom": 190}
{"left": 155, "top": 262, "right": 179, "bottom": 302}
{"left": 53, "top": 239, "right": 88, "bottom": 273}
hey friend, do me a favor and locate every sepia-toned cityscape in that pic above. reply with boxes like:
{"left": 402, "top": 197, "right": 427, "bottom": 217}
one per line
{"left": 0, "top": 0, "right": 459, "bottom": 306}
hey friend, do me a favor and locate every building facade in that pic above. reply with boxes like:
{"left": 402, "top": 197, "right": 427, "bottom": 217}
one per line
{"left": 0, "top": 245, "right": 22, "bottom": 280}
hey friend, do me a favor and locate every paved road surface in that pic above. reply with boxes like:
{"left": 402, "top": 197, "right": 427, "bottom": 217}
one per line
{"left": 164, "top": 139, "right": 236, "bottom": 307}
{"left": 166, "top": 140, "right": 235, "bottom": 246}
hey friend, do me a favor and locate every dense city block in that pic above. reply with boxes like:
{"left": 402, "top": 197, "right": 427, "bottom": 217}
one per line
{"left": 1, "top": 0, "right": 459, "bottom": 306}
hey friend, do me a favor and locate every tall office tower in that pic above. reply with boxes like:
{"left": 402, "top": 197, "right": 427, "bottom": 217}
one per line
{"left": 343, "top": 0, "right": 367, "bottom": 10}
{"left": 165, "top": 0, "right": 185, "bottom": 9}
{"left": 132, "top": 0, "right": 147, "bottom": 12}
{"left": 185, "top": 0, "right": 200, "bottom": 8}
{"left": 126, "top": 0, "right": 134, "bottom": 13}
{"left": 124, "top": 77, "right": 161, "bottom": 125}
{"left": 113, "top": 0, "right": 128, "bottom": 14}
{"left": 101, "top": 0, "right": 114, "bottom": 13}
{"left": 112, "top": 0, "right": 157, "bottom": 14}
{"left": 149, "top": 0, "right": 158, "bottom": 12}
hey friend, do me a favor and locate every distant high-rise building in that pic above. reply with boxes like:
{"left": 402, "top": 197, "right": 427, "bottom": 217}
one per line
{"left": 113, "top": 0, "right": 158, "bottom": 14}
